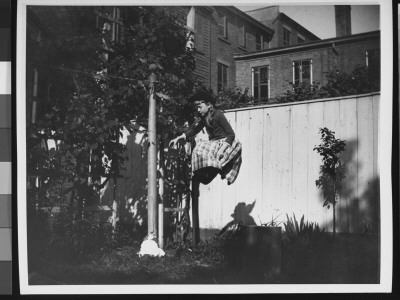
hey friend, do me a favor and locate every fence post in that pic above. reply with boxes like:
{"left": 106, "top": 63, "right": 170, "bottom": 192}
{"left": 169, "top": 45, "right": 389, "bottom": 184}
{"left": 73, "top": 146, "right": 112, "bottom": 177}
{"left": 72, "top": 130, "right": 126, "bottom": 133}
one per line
{"left": 147, "top": 64, "right": 158, "bottom": 236}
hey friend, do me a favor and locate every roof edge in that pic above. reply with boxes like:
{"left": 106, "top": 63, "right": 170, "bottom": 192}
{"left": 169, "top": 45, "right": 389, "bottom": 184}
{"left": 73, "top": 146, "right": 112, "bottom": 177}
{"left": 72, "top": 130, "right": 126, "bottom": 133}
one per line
{"left": 234, "top": 30, "right": 380, "bottom": 60}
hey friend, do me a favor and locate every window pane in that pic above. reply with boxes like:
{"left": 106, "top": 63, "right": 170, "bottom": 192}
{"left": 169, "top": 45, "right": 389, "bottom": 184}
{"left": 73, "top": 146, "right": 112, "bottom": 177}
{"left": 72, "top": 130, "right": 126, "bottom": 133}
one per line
{"left": 256, "top": 34, "right": 261, "bottom": 50}
{"left": 263, "top": 35, "right": 269, "bottom": 49}
{"left": 283, "top": 28, "right": 290, "bottom": 46}
{"left": 223, "top": 65, "right": 228, "bottom": 85}
{"left": 301, "top": 60, "right": 310, "bottom": 82}
{"left": 218, "top": 63, "right": 228, "bottom": 91}
{"left": 260, "top": 84, "right": 268, "bottom": 99}
{"left": 294, "top": 61, "right": 300, "bottom": 84}
{"left": 218, "top": 63, "right": 223, "bottom": 83}
{"left": 253, "top": 68, "right": 259, "bottom": 84}
{"left": 218, "top": 15, "right": 226, "bottom": 37}
{"left": 260, "top": 67, "right": 268, "bottom": 84}
{"left": 253, "top": 85, "right": 259, "bottom": 99}
{"left": 238, "top": 26, "right": 245, "bottom": 47}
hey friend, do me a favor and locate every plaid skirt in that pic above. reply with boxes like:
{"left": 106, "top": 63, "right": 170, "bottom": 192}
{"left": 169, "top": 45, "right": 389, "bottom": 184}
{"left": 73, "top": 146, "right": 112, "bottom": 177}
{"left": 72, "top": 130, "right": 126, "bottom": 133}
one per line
{"left": 191, "top": 138, "right": 242, "bottom": 185}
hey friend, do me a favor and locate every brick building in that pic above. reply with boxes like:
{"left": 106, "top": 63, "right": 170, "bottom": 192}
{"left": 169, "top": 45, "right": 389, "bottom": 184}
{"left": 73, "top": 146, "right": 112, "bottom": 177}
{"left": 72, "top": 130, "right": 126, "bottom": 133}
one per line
{"left": 234, "top": 5, "right": 380, "bottom": 101}
{"left": 234, "top": 30, "right": 380, "bottom": 101}
{"left": 245, "top": 6, "right": 320, "bottom": 48}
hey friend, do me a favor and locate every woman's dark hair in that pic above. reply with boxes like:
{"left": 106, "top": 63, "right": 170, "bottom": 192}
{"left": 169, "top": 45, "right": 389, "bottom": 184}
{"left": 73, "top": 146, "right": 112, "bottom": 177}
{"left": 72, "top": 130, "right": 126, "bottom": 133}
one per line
{"left": 190, "top": 88, "right": 215, "bottom": 106}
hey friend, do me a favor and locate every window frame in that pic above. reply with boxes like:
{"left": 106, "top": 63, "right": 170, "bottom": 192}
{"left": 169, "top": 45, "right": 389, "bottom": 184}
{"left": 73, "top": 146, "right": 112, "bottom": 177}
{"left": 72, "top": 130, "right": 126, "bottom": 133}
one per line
{"left": 217, "top": 62, "right": 228, "bottom": 92}
{"left": 283, "top": 26, "right": 291, "bottom": 46}
{"left": 292, "top": 59, "right": 313, "bottom": 84}
{"left": 218, "top": 14, "right": 227, "bottom": 38}
{"left": 252, "top": 65, "right": 270, "bottom": 101}
{"left": 256, "top": 33, "right": 270, "bottom": 50}
{"left": 238, "top": 25, "right": 246, "bottom": 48}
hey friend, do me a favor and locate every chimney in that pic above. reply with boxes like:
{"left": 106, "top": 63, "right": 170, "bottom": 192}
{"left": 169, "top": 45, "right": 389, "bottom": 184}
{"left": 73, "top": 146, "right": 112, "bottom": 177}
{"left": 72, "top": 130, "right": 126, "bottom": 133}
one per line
{"left": 335, "top": 5, "right": 352, "bottom": 37}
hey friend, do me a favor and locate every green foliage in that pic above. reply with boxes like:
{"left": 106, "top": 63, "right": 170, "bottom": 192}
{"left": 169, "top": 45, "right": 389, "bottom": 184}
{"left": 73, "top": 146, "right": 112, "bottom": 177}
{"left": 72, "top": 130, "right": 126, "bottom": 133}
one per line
{"left": 48, "top": 208, "right": 115, "bottom": 260}
{"left": 276, "top": 65, "right": 380, "bottom": 103}
{"left": 282, "top": 213, "right": 324, "bottom": 247}
{"left": 27, "top": 6, "right": 196, "bottom": 221}
{"left": 275, "top": 81, "right": 327, "bottom": 103}
{"left": 313, "top": 127, "right": 347, "bottom": 208}
{"left": 216, "top": 87, "right": 255, "bottom": 110}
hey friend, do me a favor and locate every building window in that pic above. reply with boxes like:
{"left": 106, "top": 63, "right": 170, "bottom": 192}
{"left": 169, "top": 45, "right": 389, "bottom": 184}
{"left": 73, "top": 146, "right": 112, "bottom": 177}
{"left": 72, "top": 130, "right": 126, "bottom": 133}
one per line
{"left": 366, "top": 49, "right": 380, "bottom": 72}
{"left": 283, "top": 26, "right": 291, "bottom": 46}
{"left": 218, "top": 14, "right": 227, "bottom": 38}
{"left": 293, "top": 59, "right": 312, "bottom": 84}
{"left": 217, "top": 63, "right": 228, "bottom": 92}
{"left": 256, "top": 34, "right": 270, "bottom": 50}
{"left": 238, "top": 25, "right": 246, "bottom": 48}
{"left": 252, "top": 66, "right": 269, "bottom": 100}
{"left": 297, "top": 34, "right": 305, "bottom": 44}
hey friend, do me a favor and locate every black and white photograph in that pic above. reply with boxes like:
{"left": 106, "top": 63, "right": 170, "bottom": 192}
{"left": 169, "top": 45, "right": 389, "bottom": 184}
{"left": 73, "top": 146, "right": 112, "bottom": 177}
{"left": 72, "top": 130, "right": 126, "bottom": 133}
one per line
{"left": 16, "top": 0, "right": 393, "bottom": 294}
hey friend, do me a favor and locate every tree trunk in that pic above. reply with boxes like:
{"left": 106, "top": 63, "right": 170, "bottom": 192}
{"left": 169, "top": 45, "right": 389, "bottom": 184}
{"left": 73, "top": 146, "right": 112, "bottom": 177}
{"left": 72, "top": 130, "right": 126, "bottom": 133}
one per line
{"left": 333, "top": 202, "right": 336, "bottom": 236}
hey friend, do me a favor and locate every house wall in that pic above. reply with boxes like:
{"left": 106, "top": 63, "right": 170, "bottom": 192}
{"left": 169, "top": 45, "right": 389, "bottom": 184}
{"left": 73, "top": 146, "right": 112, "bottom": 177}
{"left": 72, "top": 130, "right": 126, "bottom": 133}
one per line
{"left": 235, "top": 37, "right": 380, "bottom": 99}
{"left": 101, "top": 93, "right": 380, "bottom": 240}
{"left": 246, "top": 7, "right": 319, "bottom": 48}
{"left": 189, "top": 6, "right": 273, "bottom": 92}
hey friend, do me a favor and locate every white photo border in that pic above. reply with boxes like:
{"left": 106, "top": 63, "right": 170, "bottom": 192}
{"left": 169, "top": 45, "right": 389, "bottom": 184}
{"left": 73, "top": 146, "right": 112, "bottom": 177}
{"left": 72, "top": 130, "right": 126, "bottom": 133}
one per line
{"left": 17, "top": 0, "right": 393, "bottom": 294}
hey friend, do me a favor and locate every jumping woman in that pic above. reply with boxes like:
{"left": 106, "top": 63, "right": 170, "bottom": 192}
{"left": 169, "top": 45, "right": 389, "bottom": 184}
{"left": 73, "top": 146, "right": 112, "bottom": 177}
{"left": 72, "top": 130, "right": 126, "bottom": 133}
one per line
{"left": 169, "top": 90, "right": 242, "bottom": 185}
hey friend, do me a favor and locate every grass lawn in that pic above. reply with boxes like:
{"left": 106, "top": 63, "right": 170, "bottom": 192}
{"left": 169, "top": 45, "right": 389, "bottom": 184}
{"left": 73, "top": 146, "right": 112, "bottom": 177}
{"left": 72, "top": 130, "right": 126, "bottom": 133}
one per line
{"left": 28, "top": 232, "right": 380, "bottom": 285}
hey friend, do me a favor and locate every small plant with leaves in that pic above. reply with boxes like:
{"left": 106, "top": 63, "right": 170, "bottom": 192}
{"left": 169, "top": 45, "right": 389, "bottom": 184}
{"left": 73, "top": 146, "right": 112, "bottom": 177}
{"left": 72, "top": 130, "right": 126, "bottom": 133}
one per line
{"left": 282, "top": 213, "right": 324, "bottom": 246}
{"left": 313, "top": 127, "right": 347, "bottom": 235}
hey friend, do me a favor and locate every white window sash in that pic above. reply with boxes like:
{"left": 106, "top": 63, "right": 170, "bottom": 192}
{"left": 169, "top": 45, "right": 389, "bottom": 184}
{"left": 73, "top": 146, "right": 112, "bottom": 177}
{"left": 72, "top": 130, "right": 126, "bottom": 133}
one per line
{"left": 292, "top": 61, "right": 295, "bottom": 84}
{"left": 251, "top": 68, "right": 255, "bottom": 97}
{"left": 268, "top": 66, "right": 270, "bottom": 99}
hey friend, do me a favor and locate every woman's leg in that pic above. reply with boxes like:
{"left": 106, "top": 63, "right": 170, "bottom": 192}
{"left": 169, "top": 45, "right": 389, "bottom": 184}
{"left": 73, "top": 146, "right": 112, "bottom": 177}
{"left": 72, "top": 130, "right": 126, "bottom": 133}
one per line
{"left": 193, "top": 167, "right": 219, "bottom": 185}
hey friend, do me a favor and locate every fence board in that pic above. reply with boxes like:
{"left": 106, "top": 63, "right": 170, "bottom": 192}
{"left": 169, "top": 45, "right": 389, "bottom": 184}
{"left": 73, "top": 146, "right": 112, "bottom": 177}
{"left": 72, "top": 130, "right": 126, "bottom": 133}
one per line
{"left": 339, "top": 98, "right": 358, "bottom": 233}
{"left": 357, "top": 96, "right": 375, "bottom": 233}
{"left": 307, "top": 102, "right": 325, "bottom": 227}
{"left": 248, "top": 109, "right": 264, "bottom": 225}
{"left": 234, "top": 110, "right": 251, "bottom": 223}
{"left": 322, "top": 100, "right": 341, "bottom": 231}
{"left": 220, "top": 111, "right": 238, "bottom": 229}
{"left": 262, "top": 108, "right": 279, "bottom": 224}
{"left": 291, "top": 104, "right": 309, "bottom": 220}
{"left": 274, "top": 106, "right": 293, "bottom": 223}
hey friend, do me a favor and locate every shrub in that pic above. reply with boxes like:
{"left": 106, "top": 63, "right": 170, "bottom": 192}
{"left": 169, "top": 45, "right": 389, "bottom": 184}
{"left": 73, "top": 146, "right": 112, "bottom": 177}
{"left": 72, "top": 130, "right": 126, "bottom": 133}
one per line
{"left": 282, "top": 213, "right": 324, "bottom": 248}
{"left": 48, "top": 208, "right": 114, "bottom": 261}
{"left": 216, "top": 87, "right": 254, "bottom": 110}
{"left": 276, "top": 65, "right": 380, "bottom": 103}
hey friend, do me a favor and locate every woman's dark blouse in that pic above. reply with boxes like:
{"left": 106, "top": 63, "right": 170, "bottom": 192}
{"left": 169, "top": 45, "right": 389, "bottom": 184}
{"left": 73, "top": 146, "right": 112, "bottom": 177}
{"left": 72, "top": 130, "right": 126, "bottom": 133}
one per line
{"left": 184, "top": 110, "right": 235, "bottom": 146}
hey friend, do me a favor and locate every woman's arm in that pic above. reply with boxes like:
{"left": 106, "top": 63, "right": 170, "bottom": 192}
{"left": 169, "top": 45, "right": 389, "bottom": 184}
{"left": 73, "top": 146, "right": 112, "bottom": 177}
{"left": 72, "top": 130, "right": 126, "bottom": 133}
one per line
{"left": 217, "top": 111, "right": 235, "bottom": 146}
{"left": 184, "top": 118, "right": 205, "bottom": 139}
{"left": 169, "top": 119, "right": 205, "bottom": 148}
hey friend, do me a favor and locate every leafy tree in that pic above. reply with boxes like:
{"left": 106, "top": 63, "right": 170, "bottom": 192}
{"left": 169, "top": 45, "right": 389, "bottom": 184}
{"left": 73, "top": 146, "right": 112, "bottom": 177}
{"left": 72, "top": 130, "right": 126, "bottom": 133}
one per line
{"left": 27, "top": 6, "right": 196, "bottom": 222}
{"left": 313, "top": 127, "right": 347, "bottom": 235}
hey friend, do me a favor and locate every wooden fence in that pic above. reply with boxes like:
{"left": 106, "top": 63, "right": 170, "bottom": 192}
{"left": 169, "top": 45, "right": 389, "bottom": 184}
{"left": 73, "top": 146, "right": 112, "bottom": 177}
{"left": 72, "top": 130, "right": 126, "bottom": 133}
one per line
{"left": 101, "top": 92, "right": 380, "bottom": 239}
